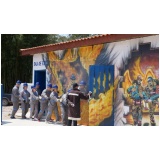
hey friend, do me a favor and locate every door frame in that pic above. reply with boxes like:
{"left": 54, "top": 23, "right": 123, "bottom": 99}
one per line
{"left": 34, "top": 69, "right": 46, "bottom": 89}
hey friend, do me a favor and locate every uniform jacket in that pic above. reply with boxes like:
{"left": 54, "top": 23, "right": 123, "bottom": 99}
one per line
{"left": 40, "top": 89, "right": 51, "bottom": 103}
{"left": 127, "top": 85, "right": 148, "bottom": 101}
{"left": 49, "top": 91, "right": 59, "bottom": 107}
{"left": 20, "top": 89, "right": 30, "bottom": 103}
{"left": 61, "top": 93, "right": 67, "bottom": 106}
{"left": 145, "top": 85, "right": 159, "bottom": 101}
{"left": 11, "top": 85, "right": 20, "bottom": 102}
{"left": 78, "top": 87, "right": 87, "bottom": 94}
{"left": 30, "top": 91, "right": 39, "bottom": 104}
{"left": 36, "top": 88, "right": 42, "bottom": 96}
{"left": 66, "top": 89, "right": 89, "bottom": 119}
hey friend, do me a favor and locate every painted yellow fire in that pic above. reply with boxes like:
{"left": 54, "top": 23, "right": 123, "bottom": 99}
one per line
{"left": 78, "top": 100, "right": 89, "bottom": 126}
{"left": 89, "top": 86, "right": 114, "bottom": 126}
{"left": 123, "top": 57, "right": 157, "bottom": 96}
{"left": 78, "top": 44, "right": 104, "bottom": 72}
{"left": 47, "top": 45, "right": 114, "bottom": 125}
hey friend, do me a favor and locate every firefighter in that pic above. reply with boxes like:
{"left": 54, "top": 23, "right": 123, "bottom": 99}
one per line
{"left": 10, "top": 80, "right": 21, "bottom": 119}
{"left": 78, "top": 80, "right": 87, "bottom": 94}
{"left": 37, "top": 83, "right": 52, "bottom": 121}
{"left": 46, "top": 85, "right": 60, "bottom": 124}
{"left": 66, "top": 83, "right": 92, "bottom": 126}
{"left": 60, "top": 89, "right": 71, "bottom": 126}
{"left": 145, "top": 77, "right": 159, "bottom": 126}
{"left": 35, "top": 82, "right": 41, "bottom": 113}
{"left": 30, "top": 86, "right": 39, "bottom": 120}
{"left": 35, "top": 82, "right": 41, "bottom": 96}
{"left": 20, "top": 83, "right": 30, "bottom": 119}
{"left": 127, "top": 78, "right": 148, "bottom": 126}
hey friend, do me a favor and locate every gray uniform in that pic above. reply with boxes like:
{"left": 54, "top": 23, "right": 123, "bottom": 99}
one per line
{"left": 30, "top": 91, "right": 39, "bottom": 118}
{"left": 20, "top": 90, "right": 30, "bottom": 118}
{"left": 46, "top": 91, "right": 59, "bottom": 122}
{"left": 60, "top": 93, "right": 68, "bottom": 125}
{"left": 36, "top": 88, "right": 41, "bottom": 96}
{"left": 79, "top": 87, "right": 87, "bottom": 94}
{"left": 11, "top": 85, "right": 20, "bottom": 117}
{"left": 36, "top": 87, "right": 41, "bottom": 114}
{"left": 38, "top": 89, "right": 51, "bottom": 120}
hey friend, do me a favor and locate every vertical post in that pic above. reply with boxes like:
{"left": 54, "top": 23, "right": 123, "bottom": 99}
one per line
{"left": 1, "top": 84, "right": 3, "bottom": 125}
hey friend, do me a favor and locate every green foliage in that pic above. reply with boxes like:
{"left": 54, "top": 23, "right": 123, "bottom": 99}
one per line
{"left": 68, "top": 34, "right": 93, "bottom": 40}
{"left": 1, "top": 34, "right": 96, "bottom": 93}
{"left": 1, "top": 34, "right": 58, "bottom": 93}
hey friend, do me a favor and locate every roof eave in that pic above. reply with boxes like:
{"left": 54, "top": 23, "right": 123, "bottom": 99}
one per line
{"left": 20, "top": 34, "right": 157, "bottom": 56}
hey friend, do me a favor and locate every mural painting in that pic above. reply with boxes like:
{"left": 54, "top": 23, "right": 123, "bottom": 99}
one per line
{"left": 122, "top": 49, "right": 159, "bottom": 126}
{"left": 42, "top": 44, "right": 115, "bottom": 126}
{"left": 92, "top": 36, "right": 159, "bottom": 126}
{"left": 40, "top": 35, "right": 159, "bottom": 126}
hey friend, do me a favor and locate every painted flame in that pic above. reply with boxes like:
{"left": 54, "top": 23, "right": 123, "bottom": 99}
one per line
{"left": 89, "top": 86, "right": 114, "bottom": 126}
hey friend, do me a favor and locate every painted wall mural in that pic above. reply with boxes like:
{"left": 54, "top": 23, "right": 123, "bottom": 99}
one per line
{"left": 97, "top": 35, "right": 159, "bottom": 126}
{"left": 38, "top": 35, "right": 159, "bottom": 126}
{"left": 122, "top": 49, "right": 159, "bottom": 126}
{"left": 43, "top": 44, "right": 115, "bottom": 126}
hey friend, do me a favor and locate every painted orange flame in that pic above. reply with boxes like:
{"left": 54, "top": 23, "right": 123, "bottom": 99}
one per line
{"left": 89, "top": 86, "right": 114, "bottom": 126}
{"left": 48, "top": 45, "right": 104, "bottom": 125}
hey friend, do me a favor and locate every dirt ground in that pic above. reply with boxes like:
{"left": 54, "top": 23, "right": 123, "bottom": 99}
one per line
{"left": 2, "top": 105, "right": 22, "bottom": 120}
{"left": 2, "top": 105, "right": 159, "bottom": 126}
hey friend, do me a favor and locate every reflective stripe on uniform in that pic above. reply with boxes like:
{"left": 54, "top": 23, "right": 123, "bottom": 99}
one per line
{"left": 68, "top": 117, "right": 81, "bottom": 120}
{"left": 68, "top": 93, "right": 78, "bottom": 96}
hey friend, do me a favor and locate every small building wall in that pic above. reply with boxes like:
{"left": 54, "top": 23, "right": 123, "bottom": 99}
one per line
{"left": 32, "top": 35, "right": 159, "bottom": 126}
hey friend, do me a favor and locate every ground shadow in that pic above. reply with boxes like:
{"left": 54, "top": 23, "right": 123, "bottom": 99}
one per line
{"left": 1, "top": 121, "right": 12, "bottom": 125}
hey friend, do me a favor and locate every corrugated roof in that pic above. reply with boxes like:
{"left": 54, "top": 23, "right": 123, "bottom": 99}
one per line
{"left": 20, "top": 34, "right": 156, "bottom": 56}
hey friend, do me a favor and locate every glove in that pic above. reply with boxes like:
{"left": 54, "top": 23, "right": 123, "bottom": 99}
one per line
{"left": 58, "top": 95, "right": 62, "bottom": 99}
{"left": 71, "top": 103, "right": 75, "bottom": 107}
{"left": 23, "top": 99, "right": 26, "bottom": 103}
{"left": 59, "top": 98, "right": 62, "bottom": 103}
{"left": 39, "top": 96, "right": 42, "bottom": 100}
{"left": 48, "top": 97, "right": 50, "bottom": 100}
{"left": 89, "top": 91, "right": 92, "bottom": 94}
{"left": 36, "top": 97, "right": 39, "bottom": 100}
{"left": 88, "top": 91, "right": 92, "bottom": 96}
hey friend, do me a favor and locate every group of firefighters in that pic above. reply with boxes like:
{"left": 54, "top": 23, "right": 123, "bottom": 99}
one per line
{"left": 10, "top": 80, "right": 92, "bottom": 126}
{"left": 10, "top": 75, "right": 159, "bottom": 126}
{"left": 127, "top": 75, "right": 159, "bottom": 126}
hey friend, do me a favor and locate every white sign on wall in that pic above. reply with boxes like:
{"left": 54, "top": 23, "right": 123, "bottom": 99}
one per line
{"left": 32, "top": 53, "right": 48, "bottom": 86}
{"left": 33, "top": 53, "right": 47, "bottom": 70}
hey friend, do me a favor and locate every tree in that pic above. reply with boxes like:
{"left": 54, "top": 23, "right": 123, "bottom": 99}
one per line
{"left": 1, "top": 34, "right": 98, "bottom": 93}
{"left": 1, "top": 34, "right": 58, "bottom": 93}
{"left": 67, "top": 34, "right": 93, "bottom": 40}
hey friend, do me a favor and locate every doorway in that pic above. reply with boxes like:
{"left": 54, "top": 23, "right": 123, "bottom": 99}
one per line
{"left": 34, "top": 70, "right": 46, "bottom": 91}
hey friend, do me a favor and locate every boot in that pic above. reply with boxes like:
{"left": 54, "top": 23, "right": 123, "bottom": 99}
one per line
{"left": 134, "top": 120, "right": 137, "bottom": 126}
{"left": 151, "top": 122, "right": 156, "bottom": 126}
{"left": 138, "top": 121, "right": 142, "bottom": 126}
{"left": 10, "top": 116, "right": 16, "bottom": 119}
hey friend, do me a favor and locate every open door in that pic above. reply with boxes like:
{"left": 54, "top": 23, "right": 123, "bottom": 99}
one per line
{"left": 34, "top": 70, "right": 46, "bottom": 91}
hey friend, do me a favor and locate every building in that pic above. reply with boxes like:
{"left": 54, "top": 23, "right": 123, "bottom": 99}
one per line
{"left": 20, "top": 34, "right": 159, "bottom": 126}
